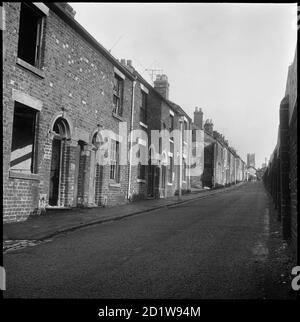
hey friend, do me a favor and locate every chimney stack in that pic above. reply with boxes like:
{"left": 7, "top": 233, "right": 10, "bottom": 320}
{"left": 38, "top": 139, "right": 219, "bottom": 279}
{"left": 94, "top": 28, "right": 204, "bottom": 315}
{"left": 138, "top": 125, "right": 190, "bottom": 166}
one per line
{"left": 57, "top": 2, "right": 76, "bottom": 18}
{"left": 154, "top": 74, "right": 169, "bottom": 100}
{"left": 193, "top": 107, "right": 203, "bottom": 130}
{"left": 204, "top": 119, "right": 214, "bottom": 135}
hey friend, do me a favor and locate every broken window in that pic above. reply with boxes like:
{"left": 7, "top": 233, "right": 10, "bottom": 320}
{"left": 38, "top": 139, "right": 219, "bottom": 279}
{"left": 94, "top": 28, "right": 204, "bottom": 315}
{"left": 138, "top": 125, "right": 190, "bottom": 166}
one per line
{"left": 113, "top": 74, "right": 124, "bottom": 116}
{"left": 10, "top": 102, "right": 38, "bottom": 173}
{"left": 110, "top": 139, "right": 120, "bottom": 182}
{"left": 17, "top": 3, "right": 44, "bottom": 68}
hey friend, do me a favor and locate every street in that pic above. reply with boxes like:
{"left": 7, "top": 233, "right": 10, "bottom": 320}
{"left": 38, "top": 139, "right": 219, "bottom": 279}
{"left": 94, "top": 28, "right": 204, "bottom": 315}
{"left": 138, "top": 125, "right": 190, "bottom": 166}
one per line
{"left": 3, "top": 182, "right": 295, "bottom": 299}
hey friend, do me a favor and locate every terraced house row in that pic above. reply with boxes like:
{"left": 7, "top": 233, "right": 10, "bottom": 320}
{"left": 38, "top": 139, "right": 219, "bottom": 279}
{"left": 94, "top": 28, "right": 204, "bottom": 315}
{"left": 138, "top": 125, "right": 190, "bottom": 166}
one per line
{"left": 2, "top": 2, "right": 245, "bottom": 223}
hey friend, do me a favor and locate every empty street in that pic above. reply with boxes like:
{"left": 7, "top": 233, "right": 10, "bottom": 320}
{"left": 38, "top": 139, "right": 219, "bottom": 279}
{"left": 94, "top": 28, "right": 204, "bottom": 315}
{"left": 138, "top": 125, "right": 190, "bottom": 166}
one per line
{"left": 3, "top": 182, "right": 294, "bottom": 299}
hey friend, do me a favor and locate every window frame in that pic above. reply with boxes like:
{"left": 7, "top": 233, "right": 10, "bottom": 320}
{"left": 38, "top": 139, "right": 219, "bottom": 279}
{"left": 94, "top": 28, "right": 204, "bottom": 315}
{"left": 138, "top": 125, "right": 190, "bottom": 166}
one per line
{"left": 140, "top": 90, "right": 147, "bottom": 124}
{"left": 113, "top": 74, "right": 124, "bottom": 116}
{"left": 110, "top": 139, "right": 120, "bottom": 182}
{"left": 17, "top": 2, "right": 46, "bottom": 69}
{"left": 10, "top": 102, "right": 39, "bottom": 174}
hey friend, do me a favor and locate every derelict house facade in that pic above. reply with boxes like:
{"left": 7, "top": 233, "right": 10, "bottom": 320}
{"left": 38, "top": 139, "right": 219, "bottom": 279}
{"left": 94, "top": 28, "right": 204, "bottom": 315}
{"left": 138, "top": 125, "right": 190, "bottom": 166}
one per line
{"left": 2, "top": 2, "right": 196, "bottom": 223}
{"left": 3, "top": 2, "right": 138, "bottom": 222}
{"left": 3, "top": 2, "right": 245, "bottom": 223}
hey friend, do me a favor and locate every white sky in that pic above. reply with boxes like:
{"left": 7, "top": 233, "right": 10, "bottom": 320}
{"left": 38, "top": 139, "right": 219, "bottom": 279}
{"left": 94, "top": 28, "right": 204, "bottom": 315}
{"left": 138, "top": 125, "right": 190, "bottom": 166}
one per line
{"left": 71, "top": 3, "right": 297, "bottom": 167}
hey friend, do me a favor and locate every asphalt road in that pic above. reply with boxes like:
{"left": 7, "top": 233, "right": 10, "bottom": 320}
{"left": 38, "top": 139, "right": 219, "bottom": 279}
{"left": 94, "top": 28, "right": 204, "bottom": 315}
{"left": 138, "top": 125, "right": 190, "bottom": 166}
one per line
{"left": 3, "top": 182, "right": 294, "bottom": 299}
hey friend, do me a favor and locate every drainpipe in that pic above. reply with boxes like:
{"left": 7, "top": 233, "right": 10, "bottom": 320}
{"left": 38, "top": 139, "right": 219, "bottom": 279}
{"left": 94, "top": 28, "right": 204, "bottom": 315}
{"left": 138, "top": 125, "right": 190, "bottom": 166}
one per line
{"left": 127, "top": 77, "right": 137, "bottom": 201}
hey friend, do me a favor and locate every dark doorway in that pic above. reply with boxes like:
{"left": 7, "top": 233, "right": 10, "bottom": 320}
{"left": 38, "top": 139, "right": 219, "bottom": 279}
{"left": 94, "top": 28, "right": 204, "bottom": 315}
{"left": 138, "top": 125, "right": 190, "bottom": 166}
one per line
{"left": 49, "top": 117, "right": 70, "bottom": 206}
{"left": 49, "top": 138, "right": 61, "bottom": 206}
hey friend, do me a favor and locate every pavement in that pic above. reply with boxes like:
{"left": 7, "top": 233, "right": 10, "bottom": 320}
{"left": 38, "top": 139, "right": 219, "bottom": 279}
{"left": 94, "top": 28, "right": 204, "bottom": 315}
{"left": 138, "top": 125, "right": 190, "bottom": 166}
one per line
{"left": 3, "top": 182, "right": 243, "bottom": 243}
{"left": 3, "top": 181, "right": 296, "bottom": 299}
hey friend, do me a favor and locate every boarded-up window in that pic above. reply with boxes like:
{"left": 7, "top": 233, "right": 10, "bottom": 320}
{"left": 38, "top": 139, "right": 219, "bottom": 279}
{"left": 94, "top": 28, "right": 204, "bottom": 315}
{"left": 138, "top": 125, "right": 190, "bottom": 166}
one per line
{"left": 10, "top": 102, "right": 38, "bottom": 173}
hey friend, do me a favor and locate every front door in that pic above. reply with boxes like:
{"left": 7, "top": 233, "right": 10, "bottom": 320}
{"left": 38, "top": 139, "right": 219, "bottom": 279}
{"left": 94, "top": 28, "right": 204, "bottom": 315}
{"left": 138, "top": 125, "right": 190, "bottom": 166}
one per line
{"left": 49, "top": 138, "right": 62, "bottom": 206}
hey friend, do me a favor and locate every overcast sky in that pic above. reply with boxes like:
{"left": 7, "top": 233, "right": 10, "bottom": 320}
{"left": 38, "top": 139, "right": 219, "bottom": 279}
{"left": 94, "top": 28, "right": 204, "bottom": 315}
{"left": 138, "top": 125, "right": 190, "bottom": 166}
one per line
{"left": 71, "top": 3, "right": 297, "bottom": 167}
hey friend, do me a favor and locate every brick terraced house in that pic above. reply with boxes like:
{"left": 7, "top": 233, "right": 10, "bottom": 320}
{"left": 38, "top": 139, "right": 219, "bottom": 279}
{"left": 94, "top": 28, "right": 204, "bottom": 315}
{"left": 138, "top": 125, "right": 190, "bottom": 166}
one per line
{"left": 202, "top": 119, "right": 246, "bottom": 189}
{"left": 2, "top": 2, "right": 245, "bottom": 223}
{"left": 3, "top": 2, "right": 137, "bottom": 222}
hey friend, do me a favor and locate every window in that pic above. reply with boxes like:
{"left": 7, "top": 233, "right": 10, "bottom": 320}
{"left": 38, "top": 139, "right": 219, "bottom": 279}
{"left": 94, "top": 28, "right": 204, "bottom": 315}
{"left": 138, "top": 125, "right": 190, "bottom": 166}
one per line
{"left": 140, "top": 90, "right": 147, "bottom": 124}
{"left": 110, "top": 139, "right": 120, "bottom": 182}
{"left": 10, "top": 102, "right": 38, "bottom": 173}
{"left": 113, "top": 74, "right": 124, "bottom": 116}
{"left": 17, "top": 3, "right": 44, "bottom": 68}
{"left": 182, "top": 158, "right": 187, "bottom": 181}
{"left": 168, "top": 156, "right": 173, "bottom": 183}
{"left": 159, "top": 137, "right": 162, "bottom": 154}
{"left": 138, "top": 162, "right": 146, "bottom": 180}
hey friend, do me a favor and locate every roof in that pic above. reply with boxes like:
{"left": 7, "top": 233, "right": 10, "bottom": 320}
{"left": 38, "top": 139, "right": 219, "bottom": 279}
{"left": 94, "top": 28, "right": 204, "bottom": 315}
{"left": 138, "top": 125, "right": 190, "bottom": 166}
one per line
{"left": 167, "top": 100, "right": 192, "bottom": 122}
{"left": 122, "top": 63, "right": 192, "bottom": 122}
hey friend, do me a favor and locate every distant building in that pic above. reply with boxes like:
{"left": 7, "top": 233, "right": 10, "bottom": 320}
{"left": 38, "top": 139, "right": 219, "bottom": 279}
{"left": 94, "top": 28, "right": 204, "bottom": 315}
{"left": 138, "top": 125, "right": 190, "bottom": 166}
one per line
{"left": 246, "top": 166, "right": 257, "bottom": 181}
{"left": 247, "top": 153, "right": 255, "bottom": 168}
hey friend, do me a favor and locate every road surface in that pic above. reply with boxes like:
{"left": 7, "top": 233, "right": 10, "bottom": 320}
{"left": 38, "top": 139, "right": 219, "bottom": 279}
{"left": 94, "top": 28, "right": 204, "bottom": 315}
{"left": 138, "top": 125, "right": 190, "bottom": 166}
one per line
{"left": 3, "top": 182, "right": 294, "bottom": 298}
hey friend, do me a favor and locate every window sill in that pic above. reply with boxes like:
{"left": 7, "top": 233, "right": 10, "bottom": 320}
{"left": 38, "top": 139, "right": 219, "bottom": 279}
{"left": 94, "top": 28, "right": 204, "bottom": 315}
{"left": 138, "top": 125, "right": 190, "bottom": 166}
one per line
{"left": 112, "top": 112, "right": 124, "bottom": 121}
{"left": 139, "top": 121, "right": 148, "bottom": 129}
{"left": 16, "top": 58, "right": 45, "bottom": 78}
{"left": 9, "top": 170, "right": 40, "bottom": 181}
{"left": 137, "top": 179, "right": 146, "bottom": 183}
{"left": 167, "top": 182, "right": 173, "bottom": 186}
{"left": 109, "top": 182, "right": 121, "bottom": 188}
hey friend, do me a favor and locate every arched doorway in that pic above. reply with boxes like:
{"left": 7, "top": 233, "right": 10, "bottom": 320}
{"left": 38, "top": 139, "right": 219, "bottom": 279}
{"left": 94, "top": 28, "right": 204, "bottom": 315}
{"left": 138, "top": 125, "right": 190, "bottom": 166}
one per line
{"left": 49, "top": 117, "right": 70, "bottom": 206}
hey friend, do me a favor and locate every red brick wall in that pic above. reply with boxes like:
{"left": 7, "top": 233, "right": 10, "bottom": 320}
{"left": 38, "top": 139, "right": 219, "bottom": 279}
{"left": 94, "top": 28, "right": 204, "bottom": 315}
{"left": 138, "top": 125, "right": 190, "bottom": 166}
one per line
{"left": 3, "top": 3, "right": 133, "bottom": 222}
